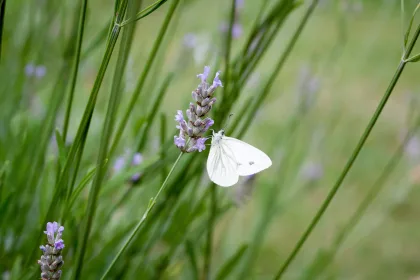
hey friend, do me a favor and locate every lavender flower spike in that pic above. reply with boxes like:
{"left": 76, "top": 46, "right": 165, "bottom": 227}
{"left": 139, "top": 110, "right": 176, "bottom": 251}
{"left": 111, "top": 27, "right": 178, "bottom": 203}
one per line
{"left": 38, "top": 222, "right": 65, "bottom": 280}
{"left": 174, "top": 66, "right": 222, "bottom": 153}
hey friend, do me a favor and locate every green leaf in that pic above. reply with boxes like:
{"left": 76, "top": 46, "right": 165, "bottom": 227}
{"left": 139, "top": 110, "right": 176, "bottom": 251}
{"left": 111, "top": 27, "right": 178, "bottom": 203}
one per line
{"left": 55, "top": 129, "right": 67, "bottom": 167}
{"left": 67, "top": 165, "right": 98, "bottom": 211}
{"left": 121, "top": 0, "right": 169, "bottom": 26}
{"left": 404, "top": 2, "right": 420, "bottom": 47}
{"left": 406, "top": 52, "right": 420, "bottom": 62}
{"left": 216, "top": 244, "right": 249, "bottom": 280}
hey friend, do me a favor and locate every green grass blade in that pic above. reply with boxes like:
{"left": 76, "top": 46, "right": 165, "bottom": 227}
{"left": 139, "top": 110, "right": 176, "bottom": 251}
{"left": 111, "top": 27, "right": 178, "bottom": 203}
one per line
{"left": 216, "top": 244, "right": 249, "bottom": 280}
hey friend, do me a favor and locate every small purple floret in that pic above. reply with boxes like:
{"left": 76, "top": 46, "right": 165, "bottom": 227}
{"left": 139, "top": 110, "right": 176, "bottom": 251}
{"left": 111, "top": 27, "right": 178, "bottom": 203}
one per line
{"left": 212, "top": 71, "right": 223, "bottom": 88}
{"left": 55, "top": 240, "right": 65, "bottom": 250}
{"left": 204, "top": 118, "right": 214, "bottom": 130}
{"left": 132, "top": 153, "right": 143, "bottom": 166}
{"left": 195, "top": 138, "right": 207, "bottom": 152}
{"left": 175, "top": 110, "right": 184, "bottom": 123}
{"left": 197, "top": 66, "right": 210, "bottom": 83}
{"left": 232, "top": 23, "right": 243, "bottom": 39}
{"left": 174, "top": 136, "right": 186, "bottom": 148}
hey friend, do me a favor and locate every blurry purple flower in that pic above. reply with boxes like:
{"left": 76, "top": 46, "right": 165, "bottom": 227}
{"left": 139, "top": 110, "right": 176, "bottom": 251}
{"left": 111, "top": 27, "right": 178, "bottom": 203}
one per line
{"left": 25, "top": 63, "right": 35, "bottom": 76}
{"left": 132, "top": 153, "right": 143, "bottom": 166}
{"left": 35, "top": 66, "right": 47, "bottom": 78}
{"left": 300, "top": 160, "right": 323, "bottom": 182}
{"left": 113, "top": 156, "right": 126, "bottom": 173}
{"left": 405, "top": 136, "right": 420, "bottom": 161}
{"left": 297, "top": 65, "right": 321, "bottom": 113}
{"left": 25, "top": 63, "right": 46, "bottom": 79}
{"left": 183, "top": 33, "right": 197, "bottom": 49}
{"left": 232, "top": 23, "right": 243, "bottom": 38}
{"left": 130, "top": 173, "right": 142, "bottom": 184}
{"left": 236, "top": 0, "right": 244, "bottom": 9}
{"left": 220, "top": 22, "right": 243, "bottom": 39}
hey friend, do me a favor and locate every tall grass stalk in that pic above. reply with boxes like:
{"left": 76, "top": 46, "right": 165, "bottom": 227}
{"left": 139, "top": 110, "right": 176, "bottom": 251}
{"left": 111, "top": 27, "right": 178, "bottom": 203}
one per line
{"left": 72, "top": 0, "right": 140, "bottom": 277}
{"left": 273, "top": 22, "right": 420, "bottom": 280}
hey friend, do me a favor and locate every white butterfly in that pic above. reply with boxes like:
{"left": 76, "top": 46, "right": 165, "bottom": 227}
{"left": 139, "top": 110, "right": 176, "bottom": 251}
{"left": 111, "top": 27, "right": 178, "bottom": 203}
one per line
{"left": 206, "top": 130, "right": 272, "bottom": 187}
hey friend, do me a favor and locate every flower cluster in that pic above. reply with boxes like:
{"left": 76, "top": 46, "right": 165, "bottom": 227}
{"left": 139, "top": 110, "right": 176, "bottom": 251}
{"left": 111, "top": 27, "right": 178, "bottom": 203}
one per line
{"left": 174, "top": 66, "right": 222, "bottom": 152}
{"left": 38, "top": 222, "right": 65, "bottom": 280}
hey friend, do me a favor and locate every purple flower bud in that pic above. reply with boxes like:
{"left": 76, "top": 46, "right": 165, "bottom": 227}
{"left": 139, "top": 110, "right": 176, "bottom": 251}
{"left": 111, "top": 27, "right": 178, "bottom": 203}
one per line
{"left": 197, "top": 66, "right": 210, "bottom": 83}
{"left": 130, "top": 173, "right": 142, "bottom": 184}
{"left": 113, "top": 156, "right": 126, "bottom": 173}
{"left": 195, "top": 138, "right": 207, "bottom": 152}
{"left": 192, "top": 90, "right": 203, "bottom": 102}
{"left": 183, "top": 33, "right": 197, "bottom": 49}
{"left": 212, "top": 71, "right": 223, "bottom": 88}
{"left": 25, "top": 63, "right": 35, "bottom": 76}
{"left": 54, "top": 239, "right": 65, "bottom": 250}
{"left": 40, "top": 245, "right": 46, "bottom": 252}
{"left": 236, "top": 0, "right": 244, "bottom": 9}
{"left": 204, "top": 118, "right": 214, "bottom": 130}
{"left": 132, "top": 153, "right": 143, "bottom": 166}
{"left": 180, "top": 120, "right": 189, "bottom": 132}
{"left": 232, "top": 23, "right": 243, "bottom": 39}
{"left": 186, "top": 109, "right": 193, "bottom": 120}
{"left": 35, "top": 66, "right": 46, "bottom": 78}
{"left": 175, "top": 110, "right": 184, "bottom": 123}
{"left": 174, "top": 136, "right": 186, "bottom": 148}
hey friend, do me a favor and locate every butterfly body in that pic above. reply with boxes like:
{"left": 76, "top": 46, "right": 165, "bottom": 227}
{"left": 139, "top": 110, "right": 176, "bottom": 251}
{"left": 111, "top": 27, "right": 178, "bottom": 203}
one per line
{"left": 206, "top": 130, "right": 272, "bottom": 187}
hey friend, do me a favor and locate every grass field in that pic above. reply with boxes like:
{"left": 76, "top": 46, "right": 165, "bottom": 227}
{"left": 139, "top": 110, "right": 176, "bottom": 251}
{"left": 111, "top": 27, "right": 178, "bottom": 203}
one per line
{"left": 2, "top": 0, "right": 420, "bottom": 279}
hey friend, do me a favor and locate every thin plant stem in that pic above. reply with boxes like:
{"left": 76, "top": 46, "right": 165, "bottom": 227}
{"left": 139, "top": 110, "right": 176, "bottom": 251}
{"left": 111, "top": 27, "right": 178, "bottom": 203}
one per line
{"left": 203, "top": 183, "right": 217, "bottom": 280}
{"left": 62, "top": 0, "right": 88, "bottom": 141}
{"left": 273, "top": 24, "right": 420, "bottom": 280}
{"left": 221, "top": 0, "right": 236, "bottom": 101}
{"left": 99, "top": 151, "right": 185, "bottom": 280}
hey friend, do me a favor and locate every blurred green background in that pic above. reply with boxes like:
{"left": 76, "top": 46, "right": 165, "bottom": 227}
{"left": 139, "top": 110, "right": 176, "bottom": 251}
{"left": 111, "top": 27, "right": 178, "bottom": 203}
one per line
{"left": 2, "top": 0, "right": 420, "bottom": 279}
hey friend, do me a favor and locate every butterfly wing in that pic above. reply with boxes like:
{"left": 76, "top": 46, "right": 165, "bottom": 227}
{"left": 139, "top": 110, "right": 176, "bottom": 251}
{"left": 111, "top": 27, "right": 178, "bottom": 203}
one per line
{"left": 222, "top": 136, "right": 272, "bottom": 176}
{"left": 207, "top": 140, "right": 239, "bottom": 187}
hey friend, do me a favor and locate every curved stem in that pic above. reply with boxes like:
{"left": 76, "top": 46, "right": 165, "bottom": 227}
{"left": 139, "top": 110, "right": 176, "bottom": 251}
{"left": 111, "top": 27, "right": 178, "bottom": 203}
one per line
{"left": 273, "top": 24, "right": 420, "bottom": 280}
{"left": 99, "top": 151, "right": 185, "bottom": 280}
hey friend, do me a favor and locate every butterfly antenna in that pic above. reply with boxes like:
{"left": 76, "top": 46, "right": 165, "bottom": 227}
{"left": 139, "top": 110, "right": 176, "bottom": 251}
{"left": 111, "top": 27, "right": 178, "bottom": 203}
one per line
{"left": 223, "top": 113, "right": 234, "bottom": 131}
